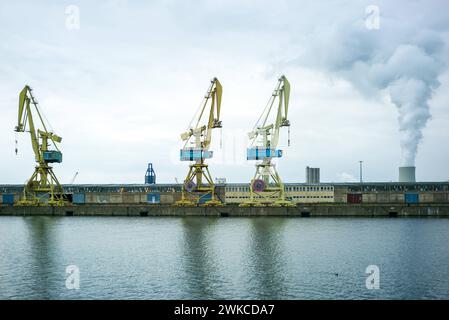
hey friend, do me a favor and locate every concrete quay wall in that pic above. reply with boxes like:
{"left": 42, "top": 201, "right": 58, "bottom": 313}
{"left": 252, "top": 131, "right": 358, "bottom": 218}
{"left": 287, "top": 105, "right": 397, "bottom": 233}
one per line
{"left": 1, "top": 203, "right": 449, "bottom": 217}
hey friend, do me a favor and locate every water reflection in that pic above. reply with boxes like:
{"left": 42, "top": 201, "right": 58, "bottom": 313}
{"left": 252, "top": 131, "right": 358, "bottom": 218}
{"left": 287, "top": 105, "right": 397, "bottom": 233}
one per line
{"left": 1, "top": 217, "right": 448, "bottom": 299}
{"left": 179, "top": 217, "right": 220, "bottom": 299}
{"left": 246, "top": 218, "right": 288, "bottom": 299}
{"left": 23, "top": 217, "right": 61, "bottom": 299}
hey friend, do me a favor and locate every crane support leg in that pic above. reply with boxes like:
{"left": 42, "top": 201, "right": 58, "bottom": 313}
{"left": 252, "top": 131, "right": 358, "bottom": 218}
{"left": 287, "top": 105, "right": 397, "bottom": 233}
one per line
{"left": 16, "top": 165, "right": 68, "bottom": 206}
{"left": 175, "top": 162, "right": 222, "bottom": 207}
{"left": 240, "top": 162, "right": 294, "bottom": 207}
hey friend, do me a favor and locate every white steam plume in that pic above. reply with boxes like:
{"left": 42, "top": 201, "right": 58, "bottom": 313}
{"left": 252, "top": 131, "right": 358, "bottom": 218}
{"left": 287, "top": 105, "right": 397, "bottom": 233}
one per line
{"left": 286, "top": 18, "right": 445, "bottom": 166}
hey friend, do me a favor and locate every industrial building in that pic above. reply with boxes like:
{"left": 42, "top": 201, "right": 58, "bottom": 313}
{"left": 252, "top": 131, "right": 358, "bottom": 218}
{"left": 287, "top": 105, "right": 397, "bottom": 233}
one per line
{"left": 1, "top": 182, "right": 448, "bottom": 206}
{"left": 306, "top": 167, "right": 320, "bottom": 184}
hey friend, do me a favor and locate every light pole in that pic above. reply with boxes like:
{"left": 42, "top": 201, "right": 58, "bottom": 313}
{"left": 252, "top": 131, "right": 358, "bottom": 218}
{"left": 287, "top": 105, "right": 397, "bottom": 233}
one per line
{"left": 359, "top": 160, "right": 363, "bottom": 184}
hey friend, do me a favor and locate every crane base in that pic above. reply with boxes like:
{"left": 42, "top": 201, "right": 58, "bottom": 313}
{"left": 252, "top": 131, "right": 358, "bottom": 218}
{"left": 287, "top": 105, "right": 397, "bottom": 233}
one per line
{"left": 14, "top": 199, "right": 40, "bottom": 206}
{"left": 239, "top": 201, "right": 270, "bottom": 207}
{"left": 270, "top": 200, "right": 296, "bottom": 207}
{"left": 201, "top": 200, "right": 224, "bottom": 207}
{"left": 14, "top": 199, "right": 69, "bottom": 207}
{"left": 174, "top": 199, "right": 224, "bottom": 207}
{"left": 239, "top": 200, "right": 295, "bottom": 207}
{"left": 173, "top": 199, "right": 196, "bottom": 207}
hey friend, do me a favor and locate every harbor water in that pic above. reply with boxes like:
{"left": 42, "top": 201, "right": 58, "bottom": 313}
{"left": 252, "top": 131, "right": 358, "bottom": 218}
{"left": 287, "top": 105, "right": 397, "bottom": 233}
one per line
{"left": 0, "top": 216, "right": 448, "bottom": 299}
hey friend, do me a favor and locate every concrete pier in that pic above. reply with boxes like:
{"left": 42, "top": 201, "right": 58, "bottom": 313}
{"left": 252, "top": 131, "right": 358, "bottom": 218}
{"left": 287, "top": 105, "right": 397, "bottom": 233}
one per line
{"left": 1, "top": 203, "right": 449, "bottom": 217}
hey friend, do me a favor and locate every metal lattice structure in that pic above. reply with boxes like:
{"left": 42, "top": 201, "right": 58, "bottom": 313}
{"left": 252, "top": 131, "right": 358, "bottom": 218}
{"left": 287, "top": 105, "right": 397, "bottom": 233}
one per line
{"left": 241, "top": 75, "right": 294, "bottom": 207}
{"left": 14, "top": 85, "right": 67, "bottom": 206}
{"left": 175, "top": 78, "right": 223, "bottom": 206}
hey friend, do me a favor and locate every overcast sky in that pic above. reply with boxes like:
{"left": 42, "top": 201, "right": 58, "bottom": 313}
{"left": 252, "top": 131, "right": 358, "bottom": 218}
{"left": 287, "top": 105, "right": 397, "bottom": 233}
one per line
{"left": 0, "top": 0, "right": 448, "bottom": 184}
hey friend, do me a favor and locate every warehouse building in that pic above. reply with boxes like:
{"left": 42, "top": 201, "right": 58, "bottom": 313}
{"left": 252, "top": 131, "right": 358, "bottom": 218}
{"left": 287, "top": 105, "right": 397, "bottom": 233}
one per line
{"left": 1, "top": 182, "right": 448, "bottom": 205}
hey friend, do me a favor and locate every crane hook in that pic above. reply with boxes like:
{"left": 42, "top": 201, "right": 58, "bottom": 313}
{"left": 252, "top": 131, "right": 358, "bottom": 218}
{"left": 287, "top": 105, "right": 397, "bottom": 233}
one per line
{"left": 15, "top": 132, "right": 18, "bottom": 155}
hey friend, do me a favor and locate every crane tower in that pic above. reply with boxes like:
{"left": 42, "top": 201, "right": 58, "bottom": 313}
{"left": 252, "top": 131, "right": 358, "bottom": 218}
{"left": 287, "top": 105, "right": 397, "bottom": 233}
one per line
{"left": 175, "top": 78, "right": 223, "bottom": 206}
{"left": 241, "top": 75, "right": 294, "bottom": 207}
{"left": 14, "top": 85, "right": 67, "bottom": 206}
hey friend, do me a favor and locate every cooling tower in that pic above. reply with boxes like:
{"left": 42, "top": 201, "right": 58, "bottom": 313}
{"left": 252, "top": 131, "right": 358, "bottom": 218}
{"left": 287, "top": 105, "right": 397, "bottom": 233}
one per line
{"left": 399, "top": 166, "right": 416, "bottom": 182}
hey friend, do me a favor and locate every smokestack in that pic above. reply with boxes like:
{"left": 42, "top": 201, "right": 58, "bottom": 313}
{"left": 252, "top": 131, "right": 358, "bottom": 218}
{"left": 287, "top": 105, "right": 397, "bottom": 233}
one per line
{"left": 399, "top": 166, "right": 416, "bottom": 182}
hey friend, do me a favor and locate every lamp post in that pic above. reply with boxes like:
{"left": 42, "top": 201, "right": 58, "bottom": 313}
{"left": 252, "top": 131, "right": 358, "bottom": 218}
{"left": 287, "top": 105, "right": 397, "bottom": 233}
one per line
{"left": 359, "top": 160, "right": 363, "bottom": 184}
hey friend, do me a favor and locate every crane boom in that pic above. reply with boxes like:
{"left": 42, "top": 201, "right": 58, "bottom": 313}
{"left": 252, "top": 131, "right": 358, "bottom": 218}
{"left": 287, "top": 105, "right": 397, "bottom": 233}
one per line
{"left": 180, "top": 78, "right": 222, "bottom": 149}
{"left": 17, "top": 86, "right": 40, "bottom": 161}
{"left": 248, "top": 75, "right": 290, "bottom": 149}
{"left": 273, "top": 76, "right": 290, "bottom": 147}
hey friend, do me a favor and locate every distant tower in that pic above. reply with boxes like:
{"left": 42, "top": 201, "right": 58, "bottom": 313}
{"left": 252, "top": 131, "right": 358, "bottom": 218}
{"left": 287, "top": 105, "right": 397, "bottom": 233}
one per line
{"left": 399, "top": 166, "right": 415, "bottom": 182}
{"left": 306, "top": 166, "right": 320, "bottom": 184}
{"left": 145, "top": 163, "right": 156, "bottom": 184}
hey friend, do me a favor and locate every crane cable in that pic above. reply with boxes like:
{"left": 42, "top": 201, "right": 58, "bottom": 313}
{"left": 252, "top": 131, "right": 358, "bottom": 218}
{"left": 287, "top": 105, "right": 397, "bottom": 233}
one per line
{"left": 29, "top": 87, "right": 56, "bottom": 139}
{"left": 187, "top": 81, "right": 213, "bottom": 132}
{"left": 252, "top": 94, "right": 273, "bottom": 133}
{"left": 184, "top": 94, "right": 208, "bottom": 149}
{"left": 37, "top": 103, "right": 54, "bottom": 134}
{"left": 184, "top": 83, "right": 214, "bottom": 149}
{"left": 187, "top": 97, "right": 204, "bottom": 132}
{"left": 249, "top": 94, "right": 274, "bottom": 148}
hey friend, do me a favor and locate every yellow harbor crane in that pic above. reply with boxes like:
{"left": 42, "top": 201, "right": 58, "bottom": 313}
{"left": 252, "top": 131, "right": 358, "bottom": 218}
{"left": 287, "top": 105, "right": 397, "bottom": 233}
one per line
{"left": 175, "top": 78, "right": 223, "bottom": 206}
{"left": 241, "top": 75, "right": 294, "bottom": 207}
{"left": 14, "top": 85, "right": 67, "bottom": 206}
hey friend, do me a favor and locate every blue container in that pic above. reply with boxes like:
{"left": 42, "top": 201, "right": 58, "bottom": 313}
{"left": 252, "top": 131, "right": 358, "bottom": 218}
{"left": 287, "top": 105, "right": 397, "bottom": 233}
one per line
{"left": 180, "top": 149, "right": 213, "bottom": 161}
{"left": 2, "top": 194, "right": 14, "bottom": 205}
{"left": 43, "top": 151, "right": 62, "bottom": 163}
{"left": 405, "top": 193, "right": 419, "bottom": 204}
{"left": 198, "top": 193, "right": 212, "bottom": 204}
{"left": 247, "top": 148, "right": 282, "bottom": 160}
{"left": 147, "top": 193, "right": 161, "bottom": 204}
{"left": 73, "top": 193, "right": 85, "bottom": 204}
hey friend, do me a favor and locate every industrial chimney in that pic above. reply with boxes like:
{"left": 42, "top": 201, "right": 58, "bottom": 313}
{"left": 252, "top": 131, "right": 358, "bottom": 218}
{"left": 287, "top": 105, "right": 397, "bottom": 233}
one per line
{"left": 399, "top": 166, "right": 416, "bottom": 182}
